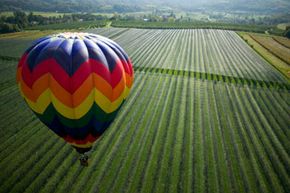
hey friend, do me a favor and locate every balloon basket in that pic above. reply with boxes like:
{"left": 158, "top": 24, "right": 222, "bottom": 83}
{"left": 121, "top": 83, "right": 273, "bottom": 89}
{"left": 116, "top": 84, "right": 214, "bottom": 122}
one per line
{"left": 79, "top": 153, "right": 89, "bottom": 166}
{"left": 74, "top": 146, "right": 91, "bottom": 166}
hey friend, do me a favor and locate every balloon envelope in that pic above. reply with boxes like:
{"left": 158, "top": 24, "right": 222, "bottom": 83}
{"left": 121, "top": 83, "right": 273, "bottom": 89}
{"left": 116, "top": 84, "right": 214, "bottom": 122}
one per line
{"left": 17, "top": 32, "right": 134, "bottom": 152}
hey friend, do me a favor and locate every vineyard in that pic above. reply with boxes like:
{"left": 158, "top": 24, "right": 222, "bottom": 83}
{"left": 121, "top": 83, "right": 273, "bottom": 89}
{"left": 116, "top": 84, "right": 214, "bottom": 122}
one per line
{"left": 0, "top": 28, "right": 289, "bottom": 193}
{"left": 110, "top": 21, "right": 285, "bottom": 35}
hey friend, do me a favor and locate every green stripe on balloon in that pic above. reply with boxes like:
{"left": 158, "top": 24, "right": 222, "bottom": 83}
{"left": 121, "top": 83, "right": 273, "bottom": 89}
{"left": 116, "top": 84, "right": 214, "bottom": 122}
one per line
{"left": 35, "top": 101, "right": 124, "bottom": 128}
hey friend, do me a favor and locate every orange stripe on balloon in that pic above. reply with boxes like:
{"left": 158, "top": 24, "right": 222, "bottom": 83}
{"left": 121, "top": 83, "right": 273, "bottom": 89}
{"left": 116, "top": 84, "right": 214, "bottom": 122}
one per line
{"left": 18, "top": 67, "right": 127, "bottom": 107}
{"left": 125, "top": 73, "right": 134, "bottom": 88}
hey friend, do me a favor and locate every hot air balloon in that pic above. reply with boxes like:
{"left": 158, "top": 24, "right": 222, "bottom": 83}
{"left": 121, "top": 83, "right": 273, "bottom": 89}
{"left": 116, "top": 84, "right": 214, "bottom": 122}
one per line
{"left": 16, "top": 32, "right": 134, "bottom": 166}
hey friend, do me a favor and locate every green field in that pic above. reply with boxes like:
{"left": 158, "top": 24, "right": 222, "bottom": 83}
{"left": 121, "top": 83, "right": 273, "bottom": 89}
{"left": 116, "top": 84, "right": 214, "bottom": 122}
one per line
{"left": 0, "top": 11, "right": 69, "bottom": 17}
{"left": 111, "top": 21, "right": 284, "bottom": 35}
{"left": 25, "top": 21, "right": 107, "bottom": 30}
{"left": 0, "top": 28, "right": 289, "bottom": 193}
{"left": 277, "top": 23, "right": 290, "bottom": 30}
{"left": 239, "top": 32, "right": 290, "bottom": 79}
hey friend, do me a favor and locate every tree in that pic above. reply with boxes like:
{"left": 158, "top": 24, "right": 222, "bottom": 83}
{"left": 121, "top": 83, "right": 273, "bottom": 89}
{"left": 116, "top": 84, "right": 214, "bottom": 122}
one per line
{"left": 0, "top": 23, "right": 20, "bottom": 33}
{"left": 13, "top": 11, "right": 28, "bottom": 28}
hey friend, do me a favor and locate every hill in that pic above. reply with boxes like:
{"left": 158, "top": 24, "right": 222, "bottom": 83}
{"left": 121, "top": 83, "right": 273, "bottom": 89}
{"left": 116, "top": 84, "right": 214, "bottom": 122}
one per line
{"left": 0, "top": 0, "right": 290, "bottom": 13}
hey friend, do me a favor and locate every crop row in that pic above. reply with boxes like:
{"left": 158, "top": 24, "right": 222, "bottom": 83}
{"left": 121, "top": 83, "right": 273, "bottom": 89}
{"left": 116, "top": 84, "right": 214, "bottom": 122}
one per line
{"left": 273, "top": 36, "right": 290, "bottom": 49}
{"left": 134, "top": 66, "right": 290, "bottom": 90}
{"left": 0, "top": 71, "right": 289, "bottom": 193}
{"left": 250, "top": 35, "right": 290, "bottom": 65}
{"left": 88, "top": 28, "right": 288, "bottom": 83}
{"left": 1, "top": 28, "right": 287, "bottom": 84}
{"left": 110, "top": 21, "right": 284, "bottom": 35}
{"left": 239, "top": 34, "right": 290, "bottom": 79}
{"left": 0, "top": 28, "right": 289, "bottom": 193}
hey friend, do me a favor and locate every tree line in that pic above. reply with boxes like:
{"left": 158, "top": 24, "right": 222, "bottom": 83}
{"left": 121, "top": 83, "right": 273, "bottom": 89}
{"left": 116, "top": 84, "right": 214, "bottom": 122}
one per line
{"left": 0, "top": 11, "right": 108, "bottom": 33}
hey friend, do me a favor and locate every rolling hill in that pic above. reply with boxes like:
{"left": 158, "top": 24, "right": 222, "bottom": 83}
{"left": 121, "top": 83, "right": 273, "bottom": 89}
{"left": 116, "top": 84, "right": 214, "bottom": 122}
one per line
{"left": 0, "top": 0, "right": 290, "bottom": 13}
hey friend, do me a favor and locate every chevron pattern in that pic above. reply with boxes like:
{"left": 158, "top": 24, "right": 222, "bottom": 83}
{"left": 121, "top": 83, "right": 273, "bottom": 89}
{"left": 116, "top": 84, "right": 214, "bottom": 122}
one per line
{"left": 17, "top": 33, "right": 134, "bottom": 149}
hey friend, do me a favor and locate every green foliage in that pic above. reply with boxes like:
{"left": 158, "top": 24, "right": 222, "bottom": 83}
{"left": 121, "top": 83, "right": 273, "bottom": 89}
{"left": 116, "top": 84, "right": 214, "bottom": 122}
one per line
{"left": 0, "top": 11, "right": 108, "bottom": 34}
{"left": 25, "top": 20, "right": 107, "bottom": 30}
{"left": 0, "top": 28, "right": 289, "bottom": 193}
{"left": 0, "top": 23, "right": 20, "bottom": 33}
{"left": 13, "top": 11, "right": 28, "bottom": 28}
{"left": 0, "top": 0, "right": 142, "bottom": 13}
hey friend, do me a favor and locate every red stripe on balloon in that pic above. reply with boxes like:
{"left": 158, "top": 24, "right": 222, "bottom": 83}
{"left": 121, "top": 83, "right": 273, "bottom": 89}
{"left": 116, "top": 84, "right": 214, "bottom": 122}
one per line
{"left": 64, "top": 133, "right": 100, "bottom": 144}
{"left": 20, "top": 58, "right": 125, "bottom": 94}
{"left": 17, "top": 53, "right": 28, "bottom": 69}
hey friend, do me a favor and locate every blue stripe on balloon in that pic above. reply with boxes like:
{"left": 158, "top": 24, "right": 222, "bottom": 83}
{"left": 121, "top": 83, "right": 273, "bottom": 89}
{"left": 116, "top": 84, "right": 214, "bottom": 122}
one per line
{"left": 98, "top": 35, "right": 130, "bottom": 61}
{"left": 96, "top": 41, "right": 119, "bottom": 72}
{"left": 83, "top": 38, "right": 110, "bottom": 70}
{"left": 71, "top": 39, "right": 89, "bottom": 76}
{"left": 28, "top": 38, "right": 65, "bottom": 71}
{"left": 27, "top": 36, "right": 121, "bottom": 76}
{"left": 27, "top": 38, "right": 52, "bottom": 71}
{"left": 31, "top": 36, "right": 52, "bottom": 48}
{"left": 44, "top": 115, "right": 112, "bottom": 140}
{"left": 53, "top": 39, "right": 74, "bottom": 75}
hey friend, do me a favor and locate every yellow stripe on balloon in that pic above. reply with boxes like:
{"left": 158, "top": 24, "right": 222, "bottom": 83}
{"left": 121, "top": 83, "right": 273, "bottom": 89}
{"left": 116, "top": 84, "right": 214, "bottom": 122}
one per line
{"left": 19, "top": 82, "right": 129, "bottom": 119}
{"left": 123, "top": 86, "right": 130, "bottom": 99}
{"left": 70, "top": 142, "right": 94, "bottom": 148}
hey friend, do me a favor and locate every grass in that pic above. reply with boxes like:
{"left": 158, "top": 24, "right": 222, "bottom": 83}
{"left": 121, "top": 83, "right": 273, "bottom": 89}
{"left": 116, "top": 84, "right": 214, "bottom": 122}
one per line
{"left": 0, "top": 28, "right": 289, "bottom": 193}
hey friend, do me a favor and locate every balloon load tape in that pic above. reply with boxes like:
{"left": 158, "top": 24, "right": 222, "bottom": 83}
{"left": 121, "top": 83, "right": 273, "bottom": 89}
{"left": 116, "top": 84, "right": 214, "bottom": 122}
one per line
{"left": 74, "top": 146, "right": 92, "bottom": 154}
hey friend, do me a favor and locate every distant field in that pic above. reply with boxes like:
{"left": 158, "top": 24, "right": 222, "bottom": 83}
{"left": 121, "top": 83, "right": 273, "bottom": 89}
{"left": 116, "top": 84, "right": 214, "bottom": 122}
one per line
{"left": 0, "top": 28, "right": 127, "bottom": 58}
{"left": 239, "top": 33, "right": 290, "bottom": 79}
{"left": 0, "top": 11, "right": 68, "bottom": 17}
{"left": 25, "top": 21, "right": 107, "bottom": 30}
{"left": 0, "top": 28, "right": 289, "bottom": 193}
{"left": 277, "top": 23, "right": 290, "bottom": 30}
{"left": 273, "top": 36, "right": 290, "bottom": 49}
{"left": 91, "top": 28, "right": 287, "bottom": 83}
{"left": 250, "top": 35, "right": 290, "bottom": 65}
{"left": 0, "top": 30, "right": 71, "bottom": 58}
{"left": 111, "top": 21, "right": 284, "bottom": 35}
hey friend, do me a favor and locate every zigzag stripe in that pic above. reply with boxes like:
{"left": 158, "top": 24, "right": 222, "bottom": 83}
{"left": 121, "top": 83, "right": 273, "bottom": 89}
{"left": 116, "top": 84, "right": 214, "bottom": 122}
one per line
{"left": 94, "top": 36, "right": 134, "bottom": 76}
{"left": 17, "top": 68, "right": 132, "bottom": 106}
{"left": 36, "top": 103, "right": 120, "bottom": 129}
{"left": 19, "top": 81, "right": 129, "bottom": 119}
{"left": 18, "top": 56, "right": 130, "bottom": 93}
{"left": 39, "top": 109, "right": 111, "bottom": 139}
{"left": 37, "top": 103, "right": 118, "bottom": 147}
